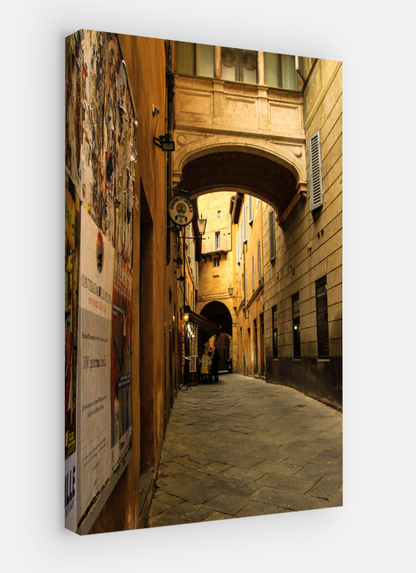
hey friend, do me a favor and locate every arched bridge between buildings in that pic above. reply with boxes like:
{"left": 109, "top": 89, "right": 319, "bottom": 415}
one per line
{"left": 171, "top": 75, "right": 308, "bottom": 225}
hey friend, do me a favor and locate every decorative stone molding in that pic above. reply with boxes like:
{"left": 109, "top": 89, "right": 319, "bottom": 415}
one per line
{"left": 172, "top": 74, "right": 308, "bottom": 220}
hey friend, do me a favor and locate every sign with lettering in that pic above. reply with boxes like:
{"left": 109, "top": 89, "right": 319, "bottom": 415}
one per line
{"left": 168, "top": 195, "right": 195, "bottom": 227}
{"left": 78, "top": 208, "right": 114, "bottom": 521}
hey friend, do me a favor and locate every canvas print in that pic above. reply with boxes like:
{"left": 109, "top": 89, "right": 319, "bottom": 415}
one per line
{"left": 65, "top": 30, "right": 342, "bottom": 535}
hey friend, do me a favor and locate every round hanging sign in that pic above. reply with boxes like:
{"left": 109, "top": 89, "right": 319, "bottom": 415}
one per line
{"left": 168, "top": 195, "right": 195, "bottom": 226}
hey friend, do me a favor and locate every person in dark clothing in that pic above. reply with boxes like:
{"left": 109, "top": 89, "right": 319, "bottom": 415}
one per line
{"left": 211, "top": 347, "right": 220, "bottom": 382}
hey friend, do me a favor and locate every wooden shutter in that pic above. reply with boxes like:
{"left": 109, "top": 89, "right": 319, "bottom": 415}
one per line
{"left": 252, "top": 255, "right": 255, "bottom": 292}
{"left": 243, "top": 203, "right": 248, "bottom": 242}
{"left": 257, "top": 240, "right": 261, "bottom": 281}
{"left": 269, "top": 211, "right": 276, "bottom": 262}
{"left": 248, "top": 196, "right": 253, "bottom": 224}
{"left": 309, "top": 131, "right": 324, "bottom": 211}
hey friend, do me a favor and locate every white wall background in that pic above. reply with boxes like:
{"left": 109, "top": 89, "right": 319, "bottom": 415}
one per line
{"left": 3, "top": 1, "right": 415, "bottom": 571}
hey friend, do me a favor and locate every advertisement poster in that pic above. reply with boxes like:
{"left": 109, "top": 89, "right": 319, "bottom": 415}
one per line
{"left": 65, "top": 173, "right": 80, "bottom": 531}
{"left": 77, "top": 208, "right": 114, "bottom": 521}
{"left": 111, "top": 252, "right": 133, "bottom": 470}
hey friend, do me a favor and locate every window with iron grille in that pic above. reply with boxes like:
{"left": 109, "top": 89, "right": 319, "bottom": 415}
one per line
{"left": 292, "top": 292, "right": 301, "bottom": 358}
{"left": 272, "top": 305, "right": 278, "bottom": 358}
{"left": 316, "top": 276, "right": 329, "bottom": 357}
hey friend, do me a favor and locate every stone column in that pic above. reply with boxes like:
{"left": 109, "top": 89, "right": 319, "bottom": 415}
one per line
{"left": 257, "top": 51, "right": 265, "bottom": 85}
{"left": 214, "top": 46, "right": 221, "bottom": 79}
{"left": 212, "top": 79, "right": 225, "bottom": 120}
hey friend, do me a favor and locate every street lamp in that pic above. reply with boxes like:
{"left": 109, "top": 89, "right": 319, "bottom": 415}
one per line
{"left": 153, "top": 133, "right": 175, "bottom": 152}
{"left": 228, "top": 286, "right": 242, "bottom": 300}
{"left": 197, "top": 217, "right": 207, "bottom": 236}
{"left": 183, "top": 305, "right": 190, "bottom": 322}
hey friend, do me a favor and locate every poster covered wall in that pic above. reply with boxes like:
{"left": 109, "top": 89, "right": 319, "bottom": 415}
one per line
{"left": 65, "top": 30, "right": 136, "bottom": 533}
{"left": 77, "top": 208, "right": 114, "bottom": 521}
{"left": 65, "top": 173, "right": 80, "bottom": 531}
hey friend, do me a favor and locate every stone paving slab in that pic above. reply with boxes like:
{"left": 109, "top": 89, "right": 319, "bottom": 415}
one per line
{"left": 204, "top": 493, "right": 250, "bottom": 516}
{"left": 147, "top": 373, "right": 342, "bottom": 529}
{"left": 255, "top": 473, "right": 315, "bottom": 494}
{"left": 235, "top": 500, "right": 281, "bottom": 518}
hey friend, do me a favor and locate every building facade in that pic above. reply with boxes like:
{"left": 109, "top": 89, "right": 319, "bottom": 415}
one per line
{"left": 65, "top": 31, "right": 195, "bottom": 535}
{"left": 170, "top": 43, "right": 342, "bottom": 409}
{"left": 263, "top": 58, "right": 342, "bottom": 409}
{"left": 231, "top": 194, "right": 265, "bottom": 378}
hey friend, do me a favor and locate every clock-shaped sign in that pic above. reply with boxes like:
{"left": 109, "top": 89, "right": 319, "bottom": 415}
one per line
{"left": 168, "top": 195, "right": 195, "bottom": 226}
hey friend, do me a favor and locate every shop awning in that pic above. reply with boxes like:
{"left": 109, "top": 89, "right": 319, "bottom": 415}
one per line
{"left": 187, "top": 310, "right": 222, "bottom": 336}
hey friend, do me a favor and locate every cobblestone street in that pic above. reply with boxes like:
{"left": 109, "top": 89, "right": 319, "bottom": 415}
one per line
{"left": 148, "top": 373, "right": 342, "bottom": 528}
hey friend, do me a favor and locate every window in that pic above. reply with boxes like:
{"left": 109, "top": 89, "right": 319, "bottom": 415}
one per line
{"left": 269, "top": 211, "right": 276, "bottom": 262}
{"left": 264, "top": 53, "right": 298, "bottom": 90}
{"left": 213, "top": 257, "right": 220, "bottom": 268}
{"left": 257, "top": 240, "right": 261, "bottom": 282}
{"left": 316, "top": 277, "right": 329, "bottom": 357}
{"left": 292, "top": 293, "right": 301, "bottom": 358}
{"left": 245, "top": 269, "right": 249, "bottom": 302}
{"left": 296, "top": 56, "right": 315, "bottom": 82}
{"left": 251, "top": 254, "right": 255, "bottom": 292}
{"left": 215, "top": 232, "right": 221, "bottom": 250}
{"left": 176, "top": 42, "right": 215, "bottom": 78}
{"left": 236, "top": 231, "right": 241, "bottom": 266}
{"left": 272, "top": 305, "right": 278, "bottom": 358}
{"left": 175, "top": 42, "right": 301, "bottom": 92}
{"left": 242, "top": 203, "right": 248, "bottom": 243}
{"left": 217, "top": 210, "right": 221, "bottom": 218}
{"left": 221, "top": 47, "right": 257, "bottom": 84}
{"left": 309, "top": 131, "right": 324, "bottom": 211}
{"left": 248, "top": 196, "right": 253, "bottom": 224}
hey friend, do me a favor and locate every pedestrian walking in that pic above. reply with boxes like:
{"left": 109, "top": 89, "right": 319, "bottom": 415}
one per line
{"left": 200, "top": 342, "right": 212, "bottom": 382}
{"left": 211, "top": 346, "right": 220, "bottom": 382}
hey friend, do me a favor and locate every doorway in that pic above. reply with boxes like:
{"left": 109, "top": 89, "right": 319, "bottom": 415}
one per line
{"left": 139, "top": 183, "right": 154, "bottom": 473}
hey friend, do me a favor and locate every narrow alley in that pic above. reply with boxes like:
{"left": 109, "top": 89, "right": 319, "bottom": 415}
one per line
{"left": 65, "top": 31, "right": 343, "bottom": 535}
{"left": 148, "top": 373, "right": 342, "bottom": 528}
